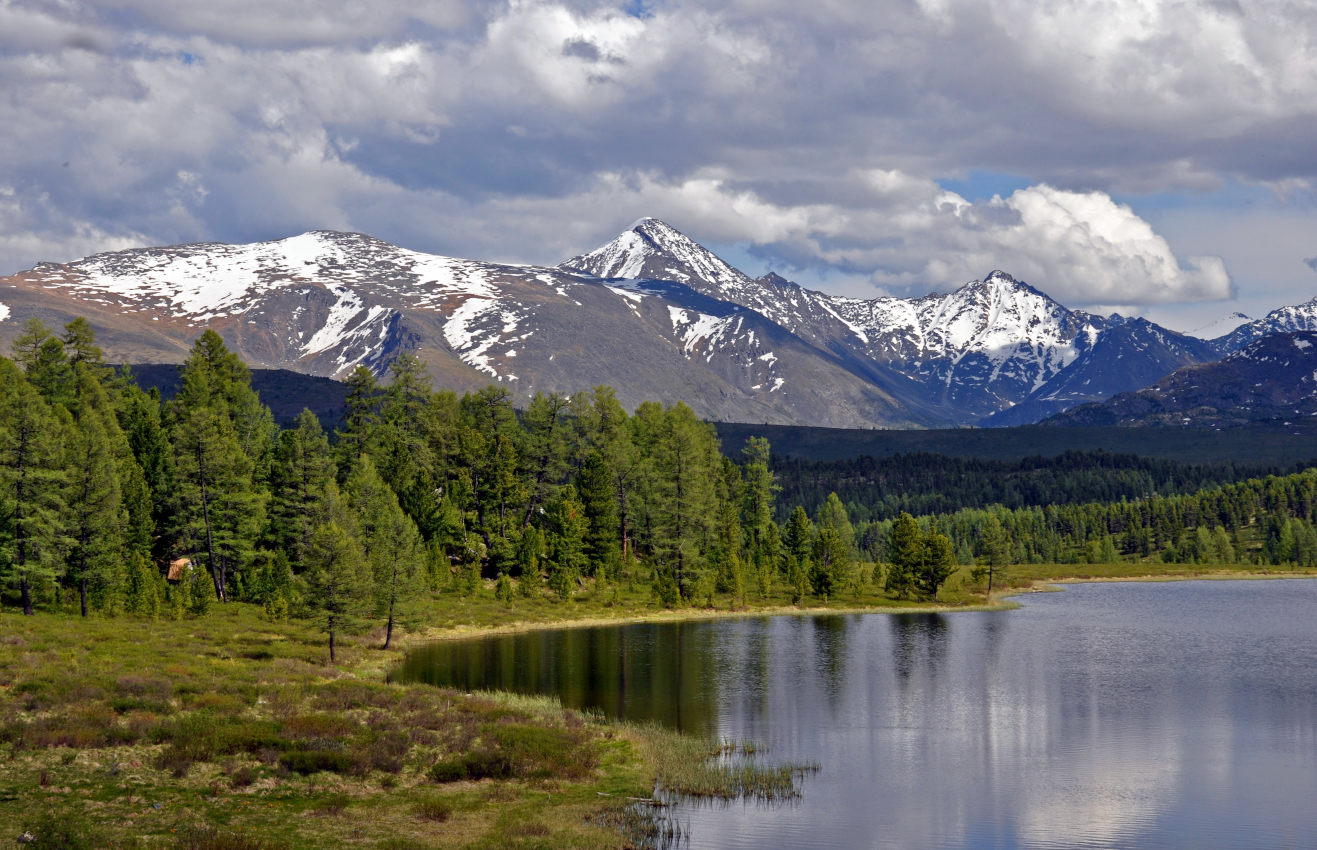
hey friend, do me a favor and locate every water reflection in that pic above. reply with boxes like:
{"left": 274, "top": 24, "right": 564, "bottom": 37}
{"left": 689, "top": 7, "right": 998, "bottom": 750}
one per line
{"left": 396, "top": 581, "right": 1317, "bottom": 849}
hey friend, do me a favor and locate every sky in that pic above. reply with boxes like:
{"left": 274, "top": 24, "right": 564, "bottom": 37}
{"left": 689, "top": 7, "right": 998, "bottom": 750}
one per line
{"left": 2, "top": 0, "right": 1315, "bottom": 334}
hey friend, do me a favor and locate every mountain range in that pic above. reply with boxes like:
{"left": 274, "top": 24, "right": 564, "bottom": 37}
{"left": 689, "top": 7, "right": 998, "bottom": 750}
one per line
{"left": 1045, "top": 331, "right": 1317, "bottom": 429}
{"left": 1, "top": 218, "right": 1314, "bottom": 429}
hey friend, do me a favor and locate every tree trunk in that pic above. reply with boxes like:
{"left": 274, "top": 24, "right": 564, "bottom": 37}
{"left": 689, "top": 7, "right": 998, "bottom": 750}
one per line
{"left": 196, "top": 442, "right": 224, "bottom": 602}
{"left": 80, "top": 575, "right": 88, "bottom": 618}
{"left": 21, "top": 576, "right": 33, "bottom": 617}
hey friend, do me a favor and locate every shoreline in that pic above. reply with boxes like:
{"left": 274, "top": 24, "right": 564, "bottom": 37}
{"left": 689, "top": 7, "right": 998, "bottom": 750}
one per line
{"left": 399, "top": 568, "right": 1317, "bottom": 648}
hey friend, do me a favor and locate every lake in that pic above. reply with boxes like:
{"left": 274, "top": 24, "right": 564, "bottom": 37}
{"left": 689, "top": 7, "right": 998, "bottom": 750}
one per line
{"left": 394, "top": 580, "right": 1317, "bottom": 848}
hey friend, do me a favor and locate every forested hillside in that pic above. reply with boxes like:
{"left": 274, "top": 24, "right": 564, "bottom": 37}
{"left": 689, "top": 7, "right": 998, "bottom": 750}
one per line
{"left": 4, "top": 316, "right": 1317, "bottom": 643}
{"left": 2, "top": 317, "right": 870, "bottom": 639}
{"left": 774, "top": 452, "right": 1304, "bottom": 524}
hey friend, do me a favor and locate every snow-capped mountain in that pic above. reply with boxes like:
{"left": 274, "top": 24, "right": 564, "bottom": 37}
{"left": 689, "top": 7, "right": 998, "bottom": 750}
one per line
{"left": 0, "top": 219, "right": 1234, "bottom": 428}
{"left": 0, "top": 229, "right": 917, "bottom": 428}
{"left": 1046, "top": 332, "right": 1317, "bottom": 429}
{"left": 565, "top": 219, "right": 1214, "bottom": 423}
{"left": 1212, "top": 298, "right": 1317, "bottom": 354}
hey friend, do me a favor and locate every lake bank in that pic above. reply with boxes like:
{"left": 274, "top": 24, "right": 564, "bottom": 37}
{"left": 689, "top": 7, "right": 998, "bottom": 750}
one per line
{"left": 395, "top": 563, "right": 1317, "bottom": 647}
{"left": 396, "top": 580, "right": 1317, "bottom": 849}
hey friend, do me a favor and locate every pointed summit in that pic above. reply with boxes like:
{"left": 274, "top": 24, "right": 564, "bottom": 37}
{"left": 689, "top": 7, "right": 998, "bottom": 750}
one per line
{"left": 560, "top": 219, "right": 753, "bottom": 298}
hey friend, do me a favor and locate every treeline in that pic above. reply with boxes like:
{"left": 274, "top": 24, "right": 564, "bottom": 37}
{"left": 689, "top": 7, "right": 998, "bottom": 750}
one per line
{"left": 2, "top": 319, "right": 925, "bottom": 648}
{"left": 773, "top": 451, "right": 1302, "bottom": 524}
{"left": 864, "top": 468, "right": 1317, "bottom": 570}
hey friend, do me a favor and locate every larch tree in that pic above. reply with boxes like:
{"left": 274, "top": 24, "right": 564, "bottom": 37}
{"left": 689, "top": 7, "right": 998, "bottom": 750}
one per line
{"left": 63, "top": 364, "right": 127, "bottom": 616}
{"left": 346, "top": 456, "right": 425, "bottom": 649}
{"left": 648, "top": 403, "right": 719, "bottom": 602}
{"left": 544, "top": 483, "right": 588, "bottom": 600}
{"left": 0, "top": 360, "right": 69, "bottom": 615}
{"left": 267, "top": 409, "right": 336, "bottom": 564}
{"left": 302, "top": 480, "right": 370, "bottom": 662}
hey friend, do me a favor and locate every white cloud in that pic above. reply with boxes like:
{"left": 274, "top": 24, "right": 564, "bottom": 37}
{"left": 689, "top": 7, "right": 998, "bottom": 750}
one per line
{"left": 1, "top": 0, "right": 1313, "bottom": 314}
{"left": 0, "top": 186, "right": 146, "bottom": 271}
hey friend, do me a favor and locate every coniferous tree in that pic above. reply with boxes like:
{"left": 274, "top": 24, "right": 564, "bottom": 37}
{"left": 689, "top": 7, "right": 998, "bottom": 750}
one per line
{"left": 170, "top": 402, "right": 265, "bottom": 601}
{"left": 577, "top": 451, "right": 619, "bottom": 577}
{"left": 169, "top": 333, "right": 271, "bottom": 601}
{"left": 0, "top": 360, "right": 69, "bottom": 615}
{"left": 336, "top": 365, "right": 381, "bottom": 469}
{"left": 13, "top": 319, "right": 74, "bottom": 409}
{"left": 112, "top": 371, "right": 173, "bottom": 556}
{"left": 886, "top": 512, "right": 923, "bottom": 598}
{"left": 741, "top": 437, "right": 777, "bottom": 563}
{"left": 346, "top": 456, "right": 425, "bottom": 648}
{"left": 521, "top": 391, "right": 570, "bottom": 527}
{"left": 648, "top": 403, "right": 719, "bottom": 600}
{"left": 63, "top": 365, "right": 127, "bottom": 616}
{"left": 544, "top": 484, "right": 588, "bottom": 600}
{"left": 302, "top": 480, "right": 370, "bottom": 662}
{"left": 267, "top": 409, "right": 336, "bottom": 564}
{"left": 914, "top": 532, "right": 956, "bottom": 599}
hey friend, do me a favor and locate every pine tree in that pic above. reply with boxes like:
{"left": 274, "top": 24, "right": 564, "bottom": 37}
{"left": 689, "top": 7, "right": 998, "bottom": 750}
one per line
{"left": 886, "top": 512, "right": 923, "bottom": 598}
{"left": 913, "top": 532, "right": 956, "bottom": 600}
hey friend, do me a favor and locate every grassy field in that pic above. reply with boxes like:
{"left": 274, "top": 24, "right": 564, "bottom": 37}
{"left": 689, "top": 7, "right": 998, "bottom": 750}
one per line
{"left": 0, "top": 605, "right": 672, "bottom": 849}
{"left": 5, "top": 562, "right": 1314, "bottom": 848}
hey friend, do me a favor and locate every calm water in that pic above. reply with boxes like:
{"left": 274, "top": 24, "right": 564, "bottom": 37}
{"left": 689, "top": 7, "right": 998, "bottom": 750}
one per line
{"left": 395, "top": 581, "right": 1317, "bottom": 849}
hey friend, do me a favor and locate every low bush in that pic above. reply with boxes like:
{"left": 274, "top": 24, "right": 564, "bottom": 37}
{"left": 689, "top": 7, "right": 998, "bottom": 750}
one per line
{"left": 278, "top": 749, "right": 358, "bottom": 776}
{"left": 413, "top": 795, "right": 452, "bottom": 822}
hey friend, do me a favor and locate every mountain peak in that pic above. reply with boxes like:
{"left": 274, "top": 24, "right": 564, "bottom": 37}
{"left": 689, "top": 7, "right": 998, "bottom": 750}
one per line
{"left": 559, "top": 219, "right": 752, "bottom": 297}
{"left": 984, "top": 269, "right": 1017, "bottom": 284}
{"left": 756, "top": 271, "right": 792, "bottom": 287}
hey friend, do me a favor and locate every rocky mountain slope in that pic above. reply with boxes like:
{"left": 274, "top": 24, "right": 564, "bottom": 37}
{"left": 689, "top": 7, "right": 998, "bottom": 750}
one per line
{"left": 1044, "top": 332, "right": 1317, "bottom": 429}
{"left": 1211, "top": 298, "right": 1317, "bottom": 354}
{"left": 0, "top": 218, "right": 1261, "bottom": 428}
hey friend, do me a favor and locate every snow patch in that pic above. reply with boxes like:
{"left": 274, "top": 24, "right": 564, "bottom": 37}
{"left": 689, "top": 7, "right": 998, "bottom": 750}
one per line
{"left": 443, "top": 299, "right": 521, "bottom": 377}
{"left": 0, "top": 301, "right": 9, "bottom": 322}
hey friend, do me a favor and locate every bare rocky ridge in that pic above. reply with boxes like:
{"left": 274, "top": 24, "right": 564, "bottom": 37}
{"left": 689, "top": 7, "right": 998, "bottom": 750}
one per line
{"left": 0, "top": 219, "right": 1294, "bottom": 428}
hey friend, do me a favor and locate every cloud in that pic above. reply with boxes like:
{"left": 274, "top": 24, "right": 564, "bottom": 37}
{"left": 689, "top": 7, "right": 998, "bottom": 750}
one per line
{"left": 0, "top": 0, "right": 1312, "bottom": 310}
{"left": 1306, "top": 257, "right": 1317, "bottom": 273}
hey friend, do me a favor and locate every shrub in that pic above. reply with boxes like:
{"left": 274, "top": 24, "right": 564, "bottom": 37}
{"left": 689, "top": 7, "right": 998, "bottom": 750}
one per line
{"left": 428, "top": 723, "right": 595, "bottom": 783}
{"left": 171, "top": 826, "right": 273, "bottom": 850}
{"left": 310, "top": 793, "right": 351, "bottom": 816}
{"left": 19, "top": 809, "right": 103, "bottom": 850}
{"left": 414, "top": 795, "right": 452, "bottom": 822}
{"left": 278, "top": 749, "right": 357, "bottom": 775}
